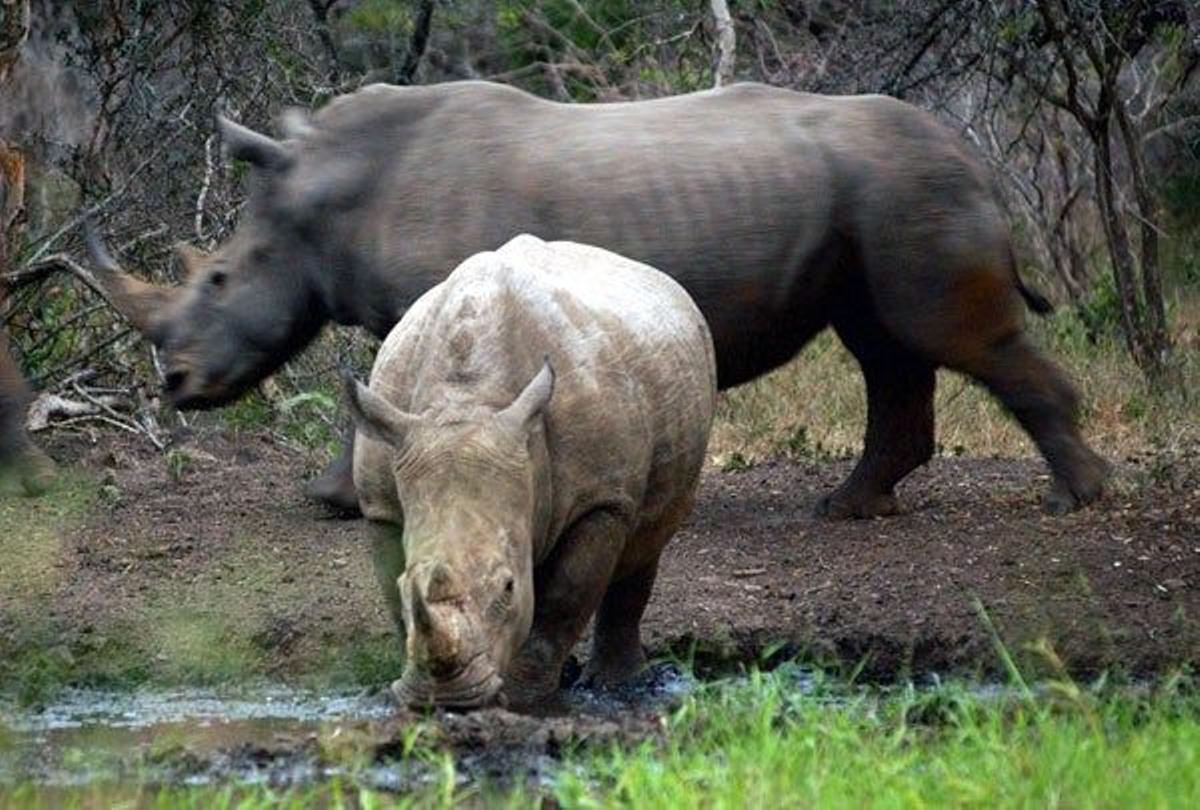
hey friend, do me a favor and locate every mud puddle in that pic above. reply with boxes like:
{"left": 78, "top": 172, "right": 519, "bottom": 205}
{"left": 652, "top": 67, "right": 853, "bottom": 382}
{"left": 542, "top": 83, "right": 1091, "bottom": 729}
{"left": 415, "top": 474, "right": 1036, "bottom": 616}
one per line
{"left": 0, "top": 663, "right": 700, "bottom": 792}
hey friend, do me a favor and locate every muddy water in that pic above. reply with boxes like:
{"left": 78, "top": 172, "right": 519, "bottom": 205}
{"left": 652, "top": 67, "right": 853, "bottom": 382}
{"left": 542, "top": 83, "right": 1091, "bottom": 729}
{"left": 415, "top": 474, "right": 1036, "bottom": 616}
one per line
{"left": 0, "top": 664, "right": 698, "bottom": 791}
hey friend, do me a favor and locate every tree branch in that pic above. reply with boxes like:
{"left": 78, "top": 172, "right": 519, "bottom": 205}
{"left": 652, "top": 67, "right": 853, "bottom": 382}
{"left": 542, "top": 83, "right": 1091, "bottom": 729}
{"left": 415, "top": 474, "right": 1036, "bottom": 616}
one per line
{"left": 395, "top": 0, "right": 436, "bottom": 85}
{"left": 710, "top": 0, "right": 736, "bottom": 87}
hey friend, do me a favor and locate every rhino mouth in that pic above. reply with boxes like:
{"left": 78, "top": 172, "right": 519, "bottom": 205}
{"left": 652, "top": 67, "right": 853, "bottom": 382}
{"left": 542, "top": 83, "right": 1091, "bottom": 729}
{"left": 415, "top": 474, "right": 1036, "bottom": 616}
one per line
{"left": 165, "top": 370, "right": 252, "bottom": 411}
{"left": 392, "top": 652, "right": 503, "bottom": 710}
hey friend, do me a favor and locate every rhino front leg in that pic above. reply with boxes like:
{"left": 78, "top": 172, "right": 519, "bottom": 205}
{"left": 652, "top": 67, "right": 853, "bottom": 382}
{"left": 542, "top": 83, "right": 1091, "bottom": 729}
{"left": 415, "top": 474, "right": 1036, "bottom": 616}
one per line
{"left": 304, "top": 424, "right": 362, "bottom": 516}
{"left": 503, "top": 506, "right": 631, "bottom": 708}
{"left": 583, "top": 562, "right": 658, "bottom": 688}
{"left": 366, "top": 519, "right": 408, "bottom": 650}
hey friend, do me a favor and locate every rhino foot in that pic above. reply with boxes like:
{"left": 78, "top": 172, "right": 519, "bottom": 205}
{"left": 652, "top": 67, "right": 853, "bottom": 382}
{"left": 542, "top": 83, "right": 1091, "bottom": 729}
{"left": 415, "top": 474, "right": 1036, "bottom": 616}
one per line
{"left": 1, "top": 444, "right": 55, "bottom": 497}
{"left": 20, "top": 448, "right": 56, "bottom": 496}
{"left": 501, "top": 639, "right": 563, "bottom": 711}
{"left": 814, "top": 489, "right": 900, "bottom": 520}
{"left": 303, "top": 467, "right": 361, "bottom": 516}
{"left": 1044, "top": 452, "right": 1110, "bottom": 515}
{"left": 581, "top": 646, "right": 646, "bottom": 689}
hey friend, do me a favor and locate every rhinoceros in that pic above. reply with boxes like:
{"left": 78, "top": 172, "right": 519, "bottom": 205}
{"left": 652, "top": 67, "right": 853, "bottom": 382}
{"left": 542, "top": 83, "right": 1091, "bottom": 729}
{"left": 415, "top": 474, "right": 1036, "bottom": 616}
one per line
{"left": 0, "top": 337, "right": 52, "bottom": 494}
{"left": 89, "top": 79, "right": 1108, "bottom": 518}
{"left": 344, "top": 234, "right": 715, "bottom": 708}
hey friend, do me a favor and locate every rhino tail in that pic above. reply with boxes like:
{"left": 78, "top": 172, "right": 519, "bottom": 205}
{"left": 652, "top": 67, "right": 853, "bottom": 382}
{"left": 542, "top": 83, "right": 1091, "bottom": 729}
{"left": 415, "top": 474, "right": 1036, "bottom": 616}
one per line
{"left": 1007, "top": 245, "right": 1053, "bottom": 316}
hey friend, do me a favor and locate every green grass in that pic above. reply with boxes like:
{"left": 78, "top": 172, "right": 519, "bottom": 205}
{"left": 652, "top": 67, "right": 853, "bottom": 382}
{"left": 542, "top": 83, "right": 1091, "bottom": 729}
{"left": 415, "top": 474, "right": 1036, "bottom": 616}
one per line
{"left": 546, "top": 672, "right": 1200, "bottom": 808}
{"left": 5, "top": 670, "right": 1199, "bottom": 807}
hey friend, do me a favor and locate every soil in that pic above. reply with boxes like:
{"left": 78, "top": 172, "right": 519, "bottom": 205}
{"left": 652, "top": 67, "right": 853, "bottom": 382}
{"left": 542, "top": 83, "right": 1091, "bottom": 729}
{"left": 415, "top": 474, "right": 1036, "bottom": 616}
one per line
{"left": 7, "top": 426, "right": 1200, "bottom": 687}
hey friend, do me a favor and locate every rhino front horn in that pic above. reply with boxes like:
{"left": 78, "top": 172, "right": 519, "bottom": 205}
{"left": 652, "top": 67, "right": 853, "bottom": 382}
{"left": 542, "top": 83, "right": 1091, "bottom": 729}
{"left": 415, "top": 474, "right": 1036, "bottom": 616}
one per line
{"left": 425, "top": 563, "right": 459, "bottom": 603}
{"left": 84, "top": 220, "right": 176, "bottom": 341}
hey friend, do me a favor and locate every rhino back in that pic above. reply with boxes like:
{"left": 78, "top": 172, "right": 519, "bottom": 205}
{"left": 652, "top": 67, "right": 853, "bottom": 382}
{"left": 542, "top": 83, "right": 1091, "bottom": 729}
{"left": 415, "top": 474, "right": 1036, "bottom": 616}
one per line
{"left": 368, "top": 235, "right": 715, "bottom": 560}
{"left": 296, "top": 81, "right": 1001, "bottom": 388}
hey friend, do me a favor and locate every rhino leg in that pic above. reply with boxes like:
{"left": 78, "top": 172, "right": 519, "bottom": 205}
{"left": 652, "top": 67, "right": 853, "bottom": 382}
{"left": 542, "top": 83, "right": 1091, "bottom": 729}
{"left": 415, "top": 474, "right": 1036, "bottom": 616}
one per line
{"left": 304, "top": 426, "right": 362, "bottom": 516}
{"left": 0, "top": 348, "right": 54, "bottom": 496}
{"left": 956, "top": 334, "right": 1109, "bottom": 514}
{"left": 817, "top": 314, "right": 935, "bottom": 519}
{"left": 366, "top": 519, "right": 408, "bottom": 648}
{"left": 504, "top": 507, "right": 632, "bottom": 708}
{"left": 583, "top": 563, "right": 658, "bottom": 688}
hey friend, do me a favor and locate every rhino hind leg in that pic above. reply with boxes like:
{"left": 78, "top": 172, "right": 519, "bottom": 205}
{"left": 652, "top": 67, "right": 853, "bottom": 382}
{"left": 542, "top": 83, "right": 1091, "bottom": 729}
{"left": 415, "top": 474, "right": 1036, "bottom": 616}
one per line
{"left": 304, "top": 427, "right": 362, "bottom": 516}
{"left": 955, "top": 333, "right": 1109, "bottom": 514}
{"left": 817, "top": 315, "right": 936, "bottom": 519}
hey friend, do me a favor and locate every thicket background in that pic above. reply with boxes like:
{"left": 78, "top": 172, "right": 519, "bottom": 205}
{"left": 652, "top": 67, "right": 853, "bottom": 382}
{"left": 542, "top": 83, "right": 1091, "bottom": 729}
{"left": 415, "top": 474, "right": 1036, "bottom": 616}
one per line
{"left": 1, "top": 0, "right": 1197, "bottom": 464}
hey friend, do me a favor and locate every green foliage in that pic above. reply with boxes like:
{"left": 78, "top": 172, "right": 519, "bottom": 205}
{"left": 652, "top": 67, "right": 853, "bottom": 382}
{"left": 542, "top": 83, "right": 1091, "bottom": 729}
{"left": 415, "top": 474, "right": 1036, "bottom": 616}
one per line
{"left": 219, "top": 387, "right": 339, "bottom": 453}
{"left": 716, "top": 450, "right": 753, "bottom": 472}
{"left": 277, "top": 390, "right": 340, "bottom": 452}
{"left": 0, "top": 619, "right": 154, "bottom": 707}
{"left": 221, "top": 391, "right": 275, "bottom": 430}
{"left": 1074, "top": 270, "right": 1125, "bottom": 343}
{"left": 344, "top": 0, "right": 414, "bottom": 34}
{"left": 165, "top": 448, "right": 192, "bottom": 483}
{"left": 494, "top": 0, "right": 701, "bottom": 99}
{"left": 314, "top": 633, "right": 405, "bottom": 690}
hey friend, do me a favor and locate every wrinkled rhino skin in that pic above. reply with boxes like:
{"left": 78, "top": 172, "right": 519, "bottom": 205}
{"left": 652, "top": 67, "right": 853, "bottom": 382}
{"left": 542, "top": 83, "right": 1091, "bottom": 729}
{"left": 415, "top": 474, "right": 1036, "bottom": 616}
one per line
{"left": 90, "top": 80, "right": 1108, "bottom": 517}
{"left": 346, "top": 235, "right": 716, "bottom": 709}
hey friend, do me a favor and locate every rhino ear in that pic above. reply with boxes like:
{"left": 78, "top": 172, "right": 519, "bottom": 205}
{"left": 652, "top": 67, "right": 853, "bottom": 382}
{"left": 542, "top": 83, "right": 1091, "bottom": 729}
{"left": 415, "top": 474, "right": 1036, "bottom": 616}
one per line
{"left": 218, "top": 115, "right": 293, "bottom": 172}
{"left": 497, "top": 359, "right": 555, "bottom": 436}
{"left": 279, "top": 107, "right": 315, "bottom": 141}
{"left": 341, "top": 370, "right": 420, "bottom": 449}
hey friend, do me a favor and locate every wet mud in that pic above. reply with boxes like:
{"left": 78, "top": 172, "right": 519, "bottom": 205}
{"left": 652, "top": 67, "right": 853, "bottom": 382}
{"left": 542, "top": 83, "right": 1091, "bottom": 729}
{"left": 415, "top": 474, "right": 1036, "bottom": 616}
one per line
{"left": 0, "top": 664, "right": 692, "bottom": 791}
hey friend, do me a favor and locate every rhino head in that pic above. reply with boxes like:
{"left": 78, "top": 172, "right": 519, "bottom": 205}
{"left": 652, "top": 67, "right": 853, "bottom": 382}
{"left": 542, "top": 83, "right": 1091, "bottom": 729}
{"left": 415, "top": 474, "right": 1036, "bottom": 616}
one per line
{"left": 344, "top": 362, "right": 555, "bottom": 709}
{"left": 87, "top": 114, "right": 361, "bottom": 409}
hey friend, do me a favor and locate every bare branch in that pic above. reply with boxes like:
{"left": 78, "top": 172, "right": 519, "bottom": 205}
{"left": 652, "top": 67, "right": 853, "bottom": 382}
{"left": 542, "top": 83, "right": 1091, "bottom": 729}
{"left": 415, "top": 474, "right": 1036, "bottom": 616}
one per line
{"left": 710, "top": 0, "right": 736, "bottom": 88}
{"left": 395, "top": 0, "right": 436, "bottom": 85}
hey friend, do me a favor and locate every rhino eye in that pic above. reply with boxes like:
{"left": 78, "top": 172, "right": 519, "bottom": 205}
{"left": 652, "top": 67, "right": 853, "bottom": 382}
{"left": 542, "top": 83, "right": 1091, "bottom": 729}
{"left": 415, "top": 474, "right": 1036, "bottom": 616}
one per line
{"left": 504, "top": 578, "right": 514, "bottom": 596}
{"left": 209, "top": 270, "right": 228, "bottom": 288}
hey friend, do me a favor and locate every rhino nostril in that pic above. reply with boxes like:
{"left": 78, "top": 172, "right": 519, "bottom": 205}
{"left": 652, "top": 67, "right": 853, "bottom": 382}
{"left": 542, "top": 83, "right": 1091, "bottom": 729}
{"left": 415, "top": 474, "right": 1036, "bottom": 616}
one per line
{"left": 164, "top": 369, "right": 189, "bottom": 393}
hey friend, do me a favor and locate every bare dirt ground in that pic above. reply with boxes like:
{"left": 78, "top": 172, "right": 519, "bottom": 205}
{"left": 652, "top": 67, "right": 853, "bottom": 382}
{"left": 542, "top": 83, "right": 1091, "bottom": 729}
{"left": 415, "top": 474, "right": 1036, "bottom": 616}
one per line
{"left": 3, "top": 426, "right": 1199, "bottom": 786}
{"left": 6, "top": 426, "right": 1200, "bottom": 689}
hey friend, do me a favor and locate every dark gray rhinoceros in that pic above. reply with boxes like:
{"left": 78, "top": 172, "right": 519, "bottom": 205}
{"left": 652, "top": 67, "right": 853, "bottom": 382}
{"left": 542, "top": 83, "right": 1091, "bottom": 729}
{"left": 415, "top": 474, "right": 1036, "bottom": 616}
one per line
{"left": 346, "top": 234, "right": 716, "bottom": 707}
{"left": 89, "top": 79, "right": 1108, "bottom": 518}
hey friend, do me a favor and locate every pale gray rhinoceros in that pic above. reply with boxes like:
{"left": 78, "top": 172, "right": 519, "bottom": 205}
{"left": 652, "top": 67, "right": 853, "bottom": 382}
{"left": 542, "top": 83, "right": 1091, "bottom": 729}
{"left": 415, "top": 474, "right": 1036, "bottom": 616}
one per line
{"left": 344, "top": 234, "right": 716, "bottom": 708}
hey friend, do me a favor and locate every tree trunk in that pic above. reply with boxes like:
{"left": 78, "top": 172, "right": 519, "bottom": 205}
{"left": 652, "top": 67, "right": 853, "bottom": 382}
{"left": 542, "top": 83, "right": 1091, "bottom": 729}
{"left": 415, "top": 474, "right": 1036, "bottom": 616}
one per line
{"left": 1113, "top": 98, "right": 1173, "bottom": 379}
{"left": 1090, "top": 123, "right": 1153, "bottom": 370}
{"left": 0, "top": 0, "right": 30, "bottom": 82}
{"left": 710, "top": 0, "right": 736, "bottom": 88}
{"left": 0, "top": 139, "right": 23, "bottom": 272}
{"left": 305, "top": 0, "right": 341, "bottom": 85}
